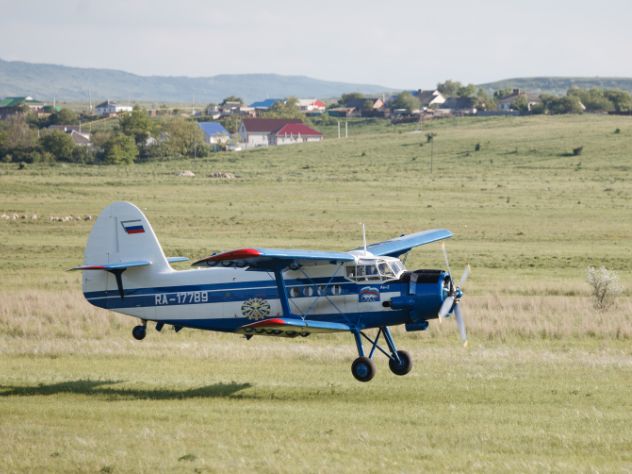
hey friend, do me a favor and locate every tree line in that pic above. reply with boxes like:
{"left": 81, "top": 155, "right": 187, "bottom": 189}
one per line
{"left": 0, "top": 107, "right": 208, "bottom": 164}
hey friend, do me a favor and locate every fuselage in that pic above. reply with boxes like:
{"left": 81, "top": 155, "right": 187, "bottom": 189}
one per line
{"left": 83, "top": 260, "right": 448, "bottom": 334}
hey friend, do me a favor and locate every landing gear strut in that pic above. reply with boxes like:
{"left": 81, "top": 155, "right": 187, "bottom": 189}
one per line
{"left": 132, "top": 320, "right": 147, "bottom": 341}
{"left": 350, "top": 327, "right": 412, "bottom": 382}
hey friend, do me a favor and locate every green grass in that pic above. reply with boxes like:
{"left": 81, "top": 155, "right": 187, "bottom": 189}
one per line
{"left": 1, "top": 114, "right": 631, "bottom": 472}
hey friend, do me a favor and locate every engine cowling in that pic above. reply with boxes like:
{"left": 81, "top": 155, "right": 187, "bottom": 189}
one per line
{"left": 388, "top": 269, "right": 450, "bottom": 324}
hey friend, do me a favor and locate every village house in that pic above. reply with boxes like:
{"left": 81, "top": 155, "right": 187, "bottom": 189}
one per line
{"left": 95, "top": 100, "right": 133, "bottom": 116}
{"left": 415, "top": 89, "right": 446, "bottom": 109}
{"left": 239, "top": 118, "right": 322, "bottom": 147}
{"left": 47, "top": 124, "right": 91, "bottom": 146}
{"left": 219, "top": 101, "right": 256, "bottom": 118}
{"left": 296, "top": 99, "right": 327, "bottom": 113}
{"left": 0, "top": 96, "right": 45, "bottom": 119}
{"left": 438, "top": 97, "right": 478, "bottom": 115}
{"left": 69, "top": 130, "right": 91, "bottom": 146}
{"left": 204, "top": 103, "right": 221, "bottom": 119}
{"left": 197, "top": 122, "right": 230, "bottom": 146}
{"left": 272, "top": 122, "right": 323, "bottom": 146}
{"left": 249, "top": 98, "right": 283, "bottom": 111}
{"left": 345, "top": 97, "right": 385, "bottom": 117}
{"left": 496, "top": 89, "right": 541, "bottom": 112}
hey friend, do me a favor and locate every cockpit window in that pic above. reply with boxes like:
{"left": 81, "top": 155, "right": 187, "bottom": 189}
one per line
{"left": 345, "top": 259, "right": 405, "bottom": 283}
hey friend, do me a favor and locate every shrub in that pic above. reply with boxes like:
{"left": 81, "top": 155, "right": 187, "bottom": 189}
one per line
{"left": 586, "top": 266, "right": 622, "bottom": 310}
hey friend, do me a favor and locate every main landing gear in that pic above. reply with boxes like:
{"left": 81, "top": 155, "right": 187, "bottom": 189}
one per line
{"left": 351, "top": 327, "right": 413, "bottom": 382}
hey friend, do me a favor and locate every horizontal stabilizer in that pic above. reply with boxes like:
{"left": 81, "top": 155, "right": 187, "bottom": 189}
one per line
{"left": 69, "top": 259, "right": 151, "bottom": 299}
{"left": 360, "top": 229, "right": 453, "bottom": 258}
{"left": 238, "top": 317, "right": 351, "bottom": 337}
{"left": 68, "top": 260, "right": 152, "bottom": 271}
{"left": 193, "top": 247, "right": 354, "bottom": 271}
{"left": 167, "top": 256, "right": 189, "bottom": 264}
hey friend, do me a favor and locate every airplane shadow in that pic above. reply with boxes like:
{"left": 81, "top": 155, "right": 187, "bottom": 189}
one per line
{"left": 0, "top": 379, "right": 253, "bottom": 400}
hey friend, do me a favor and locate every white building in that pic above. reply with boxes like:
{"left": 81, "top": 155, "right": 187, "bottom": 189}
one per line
{"left": 95, "top": 100, "right": 133, "bottom": 116}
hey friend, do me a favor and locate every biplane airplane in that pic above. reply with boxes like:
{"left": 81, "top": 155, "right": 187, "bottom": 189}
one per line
{"left": 72, "top": 202, "right": 469, "bottom": 382}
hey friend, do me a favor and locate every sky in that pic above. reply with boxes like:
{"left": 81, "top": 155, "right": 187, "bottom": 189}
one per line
{"left": 1, "top": 0, "right": 631, "bottom": 89}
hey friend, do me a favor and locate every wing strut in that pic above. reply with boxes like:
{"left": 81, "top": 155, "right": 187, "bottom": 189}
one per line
{"left": 273, "top": 268, "right": 293, "bottom": 318}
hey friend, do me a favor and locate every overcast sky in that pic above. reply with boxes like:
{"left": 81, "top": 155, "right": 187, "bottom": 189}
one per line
{"left": 1, "top": 0, "right": 631, "bottom": 89}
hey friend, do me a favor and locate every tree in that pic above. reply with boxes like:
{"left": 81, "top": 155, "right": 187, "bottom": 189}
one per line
{"left": 157, "top": 117, "right": 207, "bottom": 158}
{"left": 340, "top": 92, "right": 365, "bottom": 107}
{"left": 475, "top": 89, "right": 495, "bottom": 111}
{"left": 604, "top": 89, "right": 632, "bottom": 113}
{"left": 567, "top": 88, "right": 613, "bottom": 112}
{"left": 119, "top": 106, "right": 154, "bottom": 147}
{"left": 493, "top": 88, "right": 513, "bottom": 100}
{"left": 48, "top": 108, "right": 79, "bottom": 125}
{"left": 1, "top": 115, "right": 38, "bottom": 150}
{"left": 540, "top": 94, "right": 584, "bottom": 114}
{"left": 263, "top": 97, "right": 304, "bottom": 119}
{"left": 457, "top": 84, "right": 477, "bottom": 98}
{"left": 512, "top": 95, "right": 530, "bottom": 113}
{"left": 101, "top": 133, "right": 138, "bottom": 164}
{"left": 437, "top": 80, "right": 463, "bottom": 97}
{"left": 39, "top": 131, "right": 75, "bottom": 161}
{"left": 389, "top": 91, "right": 419, "bottom": 112}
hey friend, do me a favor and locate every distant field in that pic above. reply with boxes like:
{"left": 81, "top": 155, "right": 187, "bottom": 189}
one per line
{"left": 1, "top": 114, "right": 631, "bottom": 472}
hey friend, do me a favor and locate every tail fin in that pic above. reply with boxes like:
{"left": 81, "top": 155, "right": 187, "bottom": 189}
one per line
{"left": 81, "top": 202, "right": 170, "bottom": 296}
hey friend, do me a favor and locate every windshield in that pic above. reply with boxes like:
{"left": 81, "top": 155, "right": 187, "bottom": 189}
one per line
{"left": 345, "top": 259, "right": 405, "bottom": 283}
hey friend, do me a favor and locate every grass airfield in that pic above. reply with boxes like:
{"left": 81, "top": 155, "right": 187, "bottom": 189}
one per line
{"left": 1, "top": 114, "right": 631, "bottom": 472}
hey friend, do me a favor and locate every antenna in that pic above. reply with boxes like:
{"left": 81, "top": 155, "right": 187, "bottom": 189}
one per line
{"left": 362, "top": 224, "right": 368, "bottom": 255}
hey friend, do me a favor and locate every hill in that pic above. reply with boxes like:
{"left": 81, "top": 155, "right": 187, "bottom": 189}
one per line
{"left": 0, "top": 58, "right": 394, "bottom": 103}
{"left": 479, "top": 76, "right": 632, "bottom": 95}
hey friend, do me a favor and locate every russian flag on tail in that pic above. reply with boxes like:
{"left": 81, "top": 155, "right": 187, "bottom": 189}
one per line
{"left": 121, "top": 219, "right": 145, "bottom": 234}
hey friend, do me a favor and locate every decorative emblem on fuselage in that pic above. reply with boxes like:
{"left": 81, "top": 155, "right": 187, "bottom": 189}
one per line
{"left": 241, "top": 297, "right": 271, "bottom": 320}
{"left": 358, "top": 287, "right": 380, "bottom": 303}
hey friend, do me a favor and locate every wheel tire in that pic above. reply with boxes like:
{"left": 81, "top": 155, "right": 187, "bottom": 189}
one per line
{"left": 132, "top": 325, "right": 146, "bottom": 341}
{"left": 388, "top": 350, "right": 413, "bottom": 376}
{"left": 351, "top": 356, "right": 376, "bottom": 382}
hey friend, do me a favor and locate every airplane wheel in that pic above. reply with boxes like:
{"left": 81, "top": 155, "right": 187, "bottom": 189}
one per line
{"left": 132, "top": 325, "right": 146, "bottom": 341}
{"left": 351, "top": 357, "right": 376, "bottom": 382}
{"left": 388, "top": 350, "right": 412, "bottom": 376}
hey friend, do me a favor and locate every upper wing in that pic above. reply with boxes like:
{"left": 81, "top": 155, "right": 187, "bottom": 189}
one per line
{"left": 192, "top": 247, "right": 354, "bottom": 271}
{"left": 360, "top": 229, "right": 453, "bottom": 258}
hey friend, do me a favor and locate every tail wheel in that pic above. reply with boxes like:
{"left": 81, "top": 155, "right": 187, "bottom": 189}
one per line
{"left": 351, "top": 356, "right": 376, "bottom": 382}
{"left": 132, "top": 325, "right": 146, "bottom": 341}
{"left": 388, "top": 350, "right": 412, "bottom": 376}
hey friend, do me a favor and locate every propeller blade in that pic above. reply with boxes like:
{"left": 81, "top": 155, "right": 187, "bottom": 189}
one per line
{"left": 441, "top": 242, "right": 452, "bottom": 278}
{"left": 458, "top": 264, "right": 471, "bottom": 288}
{"left": 454, "top": 304, "right": 467, "bottom": 347}
{"left": 438, "top": 295, "right": 455, "bottom": 319}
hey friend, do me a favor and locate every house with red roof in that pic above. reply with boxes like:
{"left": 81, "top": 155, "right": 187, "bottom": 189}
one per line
{"left": 272, "top": 122, "right": 323, "bottom": 146}
{"left": 239, "top": 118, "right": 323, "bottom": 147}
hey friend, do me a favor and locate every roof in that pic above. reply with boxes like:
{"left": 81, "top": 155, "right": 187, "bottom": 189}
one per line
{"left": 297, "top": 99, "right": 327, "bottom": 108}
{"left": 417, "top": 90, "right": 442, "bottom": 105}
{"left": 439, "top": 97, "right": 475, "bottom": 110}
{"left": 95, "top": 100, "right": 131, "bottom": 108}
{"left": 0, "top": 96, "right": 43, "bottom": 108}
{"left": 198, "top": 121, "right": 229, "bottom": 136}
{"left": 275, "top": 123, "right": 322, "bottom": 137}
{"left": 241, "top": 118, "right": 302, "bottom": 133}
{"left": 249, "top": 98, "right": 283, "bottom": 109}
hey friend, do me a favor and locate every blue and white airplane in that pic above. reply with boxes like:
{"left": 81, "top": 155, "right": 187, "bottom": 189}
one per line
{"left": 72, "top": 202, "right": 469, "bottom": 382}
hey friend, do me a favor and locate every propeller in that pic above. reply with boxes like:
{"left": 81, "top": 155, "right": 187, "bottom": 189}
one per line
{"left": 438, "top": 243, "right": 470, "bottom": 346}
